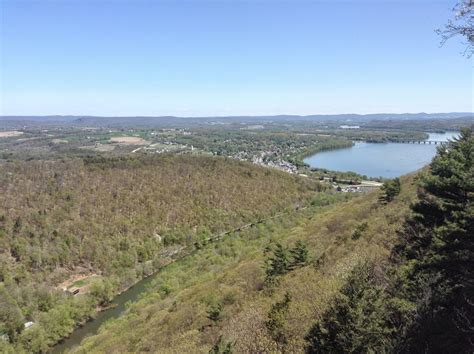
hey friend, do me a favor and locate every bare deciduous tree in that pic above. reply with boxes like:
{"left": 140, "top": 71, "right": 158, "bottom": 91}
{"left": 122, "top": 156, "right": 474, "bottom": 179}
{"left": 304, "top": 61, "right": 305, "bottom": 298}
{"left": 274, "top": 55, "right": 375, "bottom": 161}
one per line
{"left": 436, "top": 0, "right": 474, "bottom": 57}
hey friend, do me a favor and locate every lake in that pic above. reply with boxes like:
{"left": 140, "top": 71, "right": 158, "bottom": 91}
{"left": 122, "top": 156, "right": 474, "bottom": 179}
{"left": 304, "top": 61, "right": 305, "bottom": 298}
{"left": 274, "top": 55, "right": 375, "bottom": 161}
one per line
{"left": 303, "top": 132, "right": 459, "bottom": 178}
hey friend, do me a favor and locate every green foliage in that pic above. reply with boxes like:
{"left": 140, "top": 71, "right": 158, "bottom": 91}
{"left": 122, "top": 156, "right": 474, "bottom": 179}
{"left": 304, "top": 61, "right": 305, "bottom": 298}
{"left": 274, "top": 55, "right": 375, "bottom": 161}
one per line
{"left": 289, "top": 240, "right": 309, "bottom": 269}
{"left": 395, "top": 128, "right": 474, "bottom": 352}
{"left": 207, "top": 303, "right": 223, "bottom": 323}
{"left": 265, "top": 243, "right": 290, "bottom": 282}
{"left": 89, "top": 279, "right": 114, "bottom": 306}
{"left": 266, "top": 292, "right": 292, "bottom": 344}
{"left": 380, "top": 177, "right": 401, "bottom": 203}
{"left": 0, "top": 285, "right": 24, "bottom": 341}
{"left": 305, "top": 262, "right": 413, "bottom": 353}
{"left": 18, "top": 325, "right": 49, "bottom": 353}
{"left": 265, "top": 241, "right": 311, "bottom": 283}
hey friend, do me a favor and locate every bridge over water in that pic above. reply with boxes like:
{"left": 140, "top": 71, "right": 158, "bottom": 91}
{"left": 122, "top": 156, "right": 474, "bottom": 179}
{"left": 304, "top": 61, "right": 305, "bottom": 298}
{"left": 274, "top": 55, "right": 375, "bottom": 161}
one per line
{"left": 393, "top": 140, "right": 447, "bottom": 145}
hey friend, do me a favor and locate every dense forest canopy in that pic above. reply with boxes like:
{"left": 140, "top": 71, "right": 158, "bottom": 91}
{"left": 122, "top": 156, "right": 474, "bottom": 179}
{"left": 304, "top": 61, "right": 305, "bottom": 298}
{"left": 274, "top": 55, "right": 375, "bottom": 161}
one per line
{"left": 0, "top": 154, "right": 322, "bottom": 351}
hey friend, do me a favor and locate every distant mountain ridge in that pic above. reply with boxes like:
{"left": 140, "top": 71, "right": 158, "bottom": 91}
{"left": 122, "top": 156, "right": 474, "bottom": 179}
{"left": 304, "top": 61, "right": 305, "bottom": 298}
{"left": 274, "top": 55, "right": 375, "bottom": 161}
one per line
{"left": 1, "top": 112, "right": 472, "bottom": 120}
{"left": 1, "top": 113, "right": 472, "bottom": 128}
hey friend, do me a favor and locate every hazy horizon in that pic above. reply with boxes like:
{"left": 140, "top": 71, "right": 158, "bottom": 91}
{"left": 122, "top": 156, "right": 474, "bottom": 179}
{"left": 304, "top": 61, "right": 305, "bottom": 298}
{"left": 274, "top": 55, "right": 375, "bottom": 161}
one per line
{"left": 1, "top": 112, "right": 473, "bottom": 119}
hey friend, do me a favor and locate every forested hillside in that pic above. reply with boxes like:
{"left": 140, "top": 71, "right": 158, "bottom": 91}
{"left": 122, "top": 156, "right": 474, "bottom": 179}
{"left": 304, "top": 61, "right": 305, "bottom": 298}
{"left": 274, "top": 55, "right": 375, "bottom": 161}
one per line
{"left": 69, "top": 129, "right": 472, "bottom": 353}
{"left": 0, "top": 155, "right": 322, "bottom": 351}
{"left": 1, "top": 131, "right": 471, "bottom": 353}
{"left": 69, "top": 166, "right": 418, "bottom": 353}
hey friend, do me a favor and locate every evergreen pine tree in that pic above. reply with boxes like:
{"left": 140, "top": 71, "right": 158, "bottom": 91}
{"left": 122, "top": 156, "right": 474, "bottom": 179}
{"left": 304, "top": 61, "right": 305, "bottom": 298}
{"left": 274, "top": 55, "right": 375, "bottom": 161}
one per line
{"left": 265, "top": 243, "right": 290, "bottom": 279}
{"left": 380, "top": 177, "right": 401, "bottom": 203}
{"left": 289, "top": 240, "right": 309, "bottom": 269}
{"left": 305, "top": 262, "right": 411, "bottom": 353}
{"left": 397, "top": 128, "right": 474, "bottom": 352}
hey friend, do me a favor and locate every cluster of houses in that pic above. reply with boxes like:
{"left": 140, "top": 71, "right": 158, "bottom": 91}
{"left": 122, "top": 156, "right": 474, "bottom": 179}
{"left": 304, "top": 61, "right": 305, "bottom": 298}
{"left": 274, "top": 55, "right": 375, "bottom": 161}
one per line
{"left": 336, "top": 181, "right": 383, "bottom": 193}
{"left": 263, "top": 159, "right": 298, "bottom": 174}
{"left": 337, "top": 185, "right": 378, "bottom": 193}
{"left": 247, "top": 152, "right": 297, "bottom": 173}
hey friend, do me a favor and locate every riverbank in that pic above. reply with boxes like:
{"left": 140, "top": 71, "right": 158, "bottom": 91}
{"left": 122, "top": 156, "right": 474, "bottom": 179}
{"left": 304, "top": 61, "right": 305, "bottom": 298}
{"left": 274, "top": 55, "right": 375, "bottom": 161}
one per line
{"left": 290, "top": 139, "right": 354, "bottom": 163}
{"left": 51, "top": 195, "right": 349, "bottom": 353}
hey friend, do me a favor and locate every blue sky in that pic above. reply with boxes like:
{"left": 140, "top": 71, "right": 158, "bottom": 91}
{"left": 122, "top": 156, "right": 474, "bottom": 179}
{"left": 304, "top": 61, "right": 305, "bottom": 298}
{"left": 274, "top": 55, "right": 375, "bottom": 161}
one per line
{"left": 0, "top": 0, "right": 472, "bottom": 116}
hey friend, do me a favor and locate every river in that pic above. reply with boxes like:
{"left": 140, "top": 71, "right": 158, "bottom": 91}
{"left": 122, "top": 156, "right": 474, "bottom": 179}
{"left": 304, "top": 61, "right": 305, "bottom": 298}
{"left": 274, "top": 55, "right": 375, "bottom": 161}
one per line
{"left": 303, "top": 132, "right": 459, "bottom": 178}
{"left": 52, "top": 270, "right": 165, "bottom": 353}
{"left": 53, "top": 131, "right": 457, "bottom": 352}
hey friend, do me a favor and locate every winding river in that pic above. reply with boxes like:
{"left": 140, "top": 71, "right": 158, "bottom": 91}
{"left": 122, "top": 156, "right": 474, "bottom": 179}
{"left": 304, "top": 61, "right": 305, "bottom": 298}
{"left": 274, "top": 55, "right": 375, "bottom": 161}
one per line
{"left": 53, "top": 131, "right": 459, "bottom": 352}
{"left": 52, "top": 271, "right": 162, "bottom": 353}
{"left": 303, "top": 132, "right": 459, "bottom": 178}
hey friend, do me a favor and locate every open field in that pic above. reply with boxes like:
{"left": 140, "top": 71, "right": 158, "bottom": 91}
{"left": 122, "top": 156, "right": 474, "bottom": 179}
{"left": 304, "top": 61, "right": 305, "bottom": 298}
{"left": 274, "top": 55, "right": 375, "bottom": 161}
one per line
{"left": 0, "top": 130, "right": 24, "bottom": 138}
{"left": 109, "top": 136, "right": 150, "bottom": 145}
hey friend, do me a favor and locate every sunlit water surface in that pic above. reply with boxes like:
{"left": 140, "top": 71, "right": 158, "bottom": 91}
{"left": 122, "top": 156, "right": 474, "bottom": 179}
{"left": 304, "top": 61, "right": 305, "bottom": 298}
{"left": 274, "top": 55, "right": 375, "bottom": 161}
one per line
{"left": 303, "top": 132, "right": 459, "bottom": 178}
